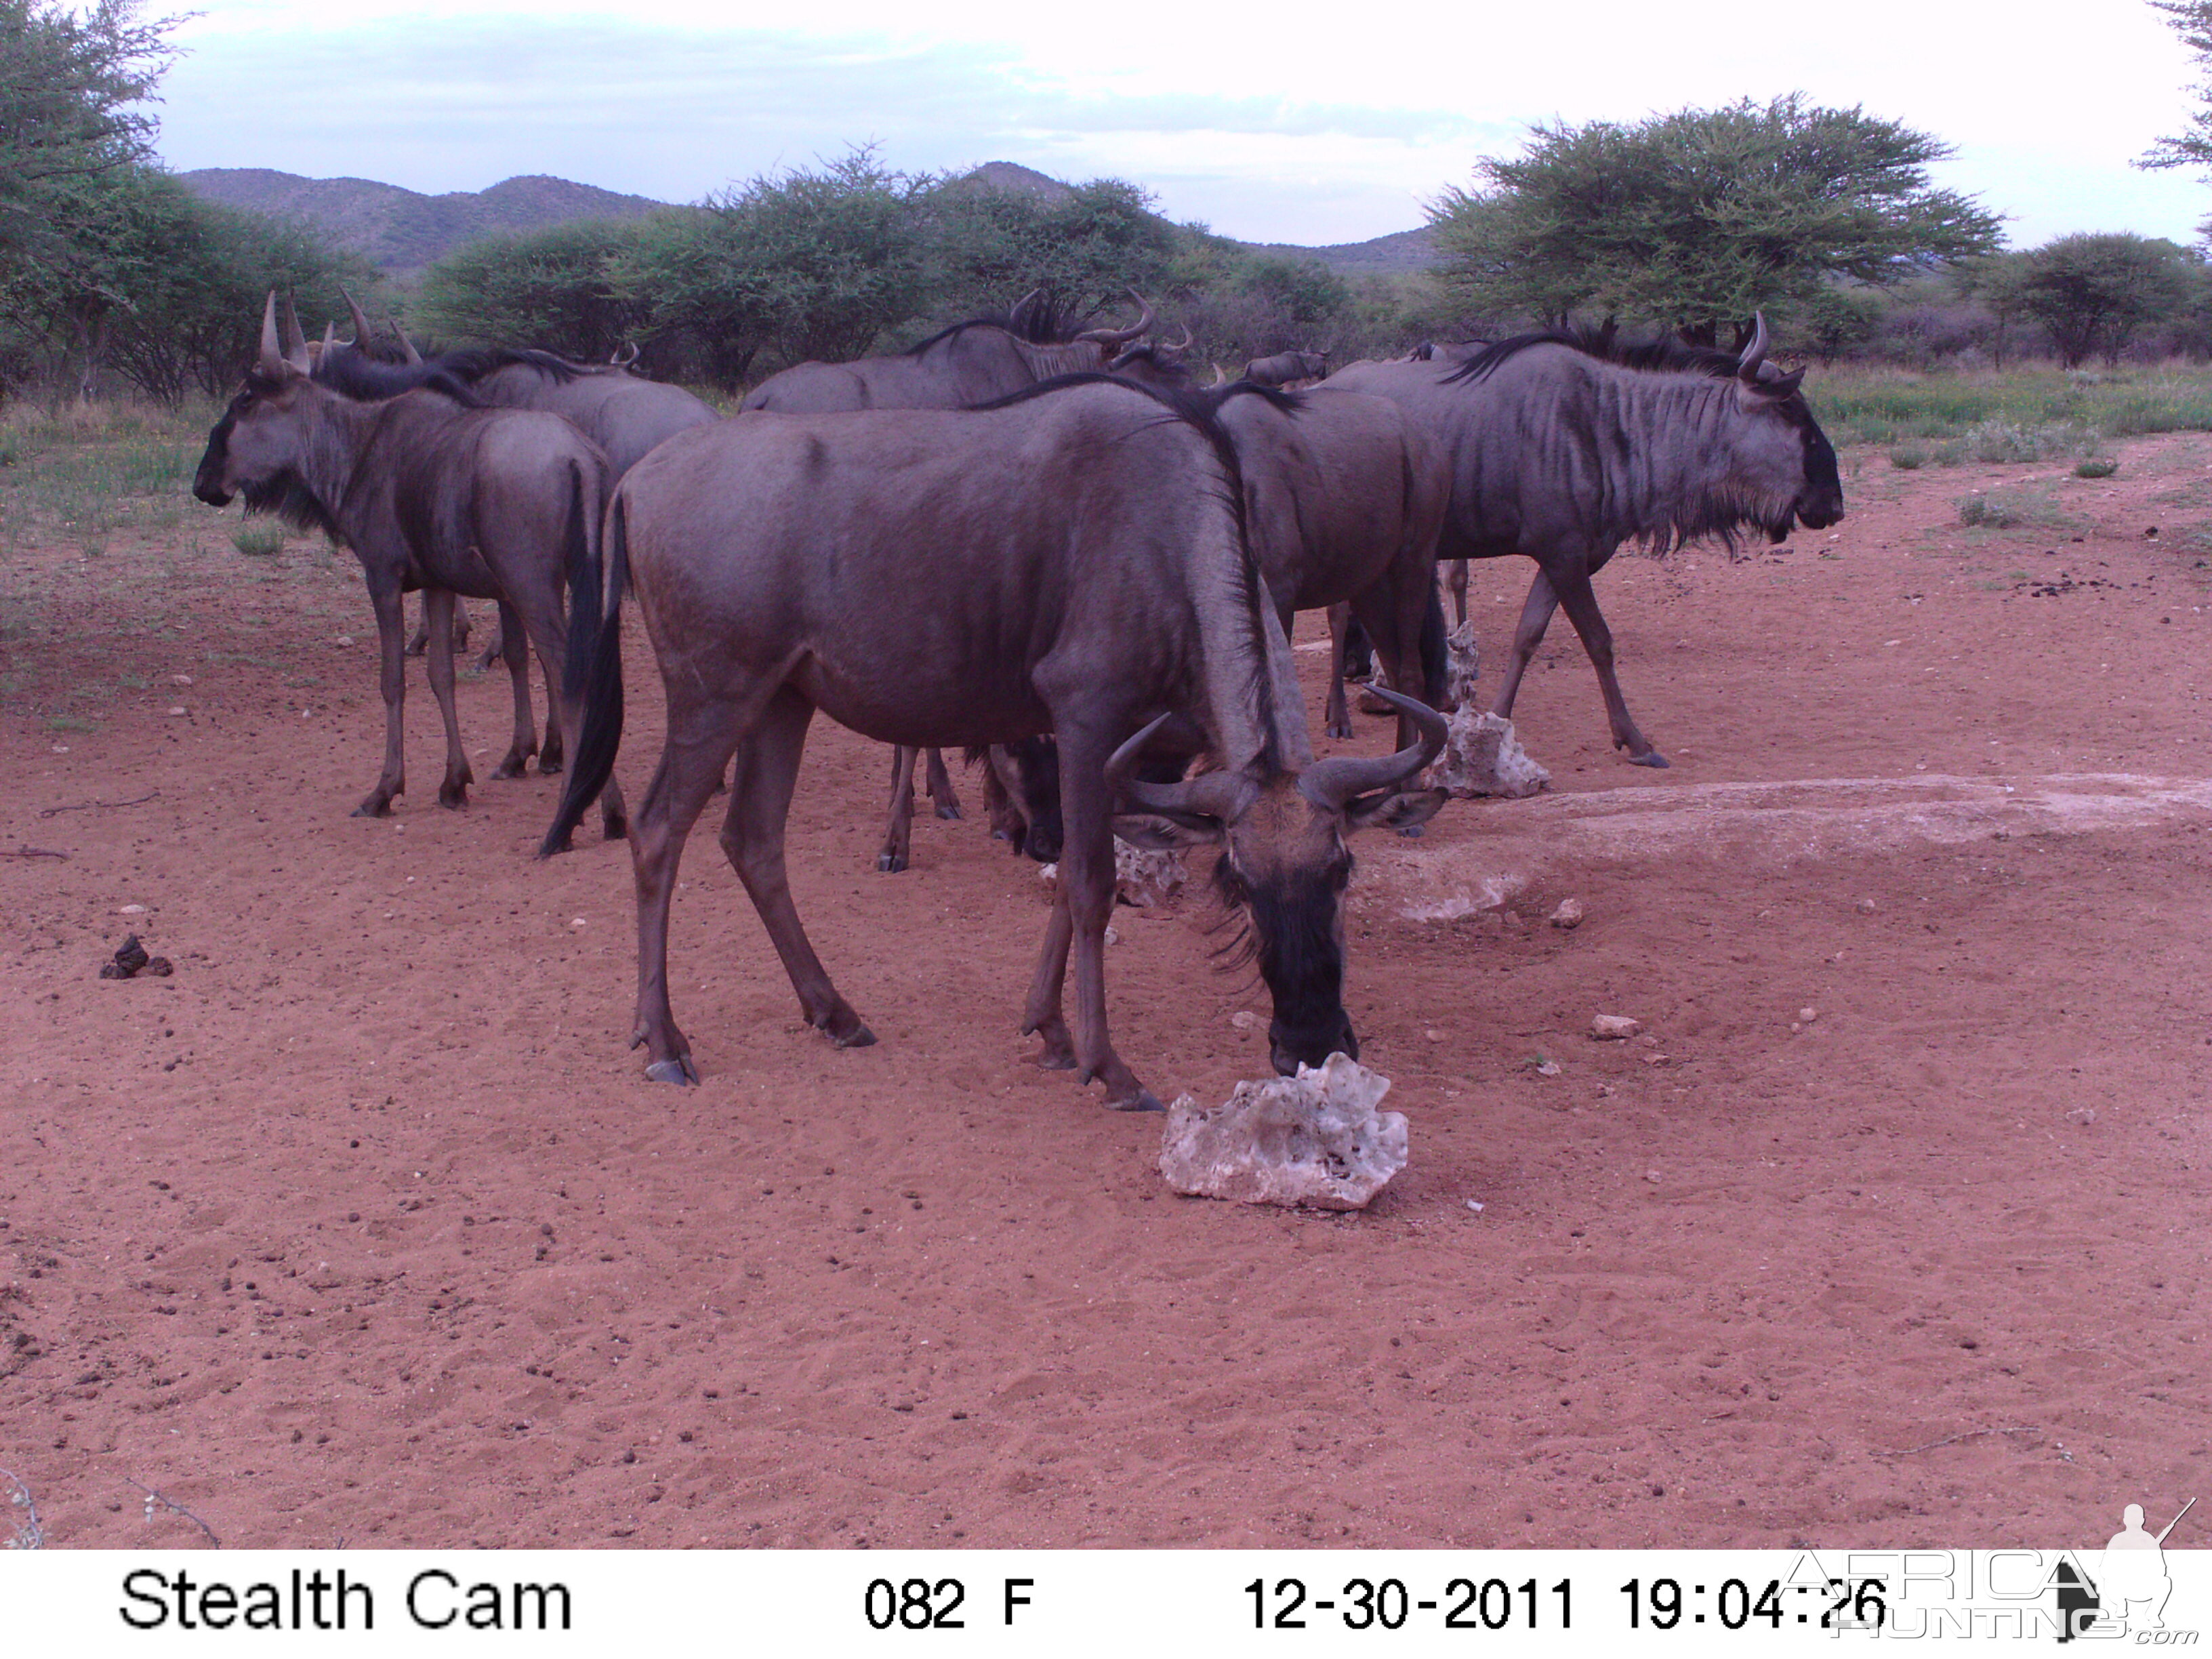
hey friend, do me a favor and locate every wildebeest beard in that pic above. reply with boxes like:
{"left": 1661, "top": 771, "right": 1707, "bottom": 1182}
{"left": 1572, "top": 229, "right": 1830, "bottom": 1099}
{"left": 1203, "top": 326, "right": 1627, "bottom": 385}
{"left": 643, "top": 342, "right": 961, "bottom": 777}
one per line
{"left": 1208, "top": 848, "right": 1357, "bottom": 1069}
{"left": 237, "top": 468, "right": 343, "bottom": 540}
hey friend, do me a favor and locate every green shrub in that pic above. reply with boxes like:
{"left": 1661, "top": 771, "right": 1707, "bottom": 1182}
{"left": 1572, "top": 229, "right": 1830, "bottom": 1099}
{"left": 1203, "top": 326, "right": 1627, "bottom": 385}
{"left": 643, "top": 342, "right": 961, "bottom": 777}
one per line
{"left": 2074, "top": 457, "right": 2119, "bottom": 478}
{"left": 1958, "top": 487, "right": 2082, "bottom": 530}
{"left": 1889, "top": 445, "right": 1927, "bottom": 470}
{"left": 231, "top": 520, "right": 284, "bottom": 557}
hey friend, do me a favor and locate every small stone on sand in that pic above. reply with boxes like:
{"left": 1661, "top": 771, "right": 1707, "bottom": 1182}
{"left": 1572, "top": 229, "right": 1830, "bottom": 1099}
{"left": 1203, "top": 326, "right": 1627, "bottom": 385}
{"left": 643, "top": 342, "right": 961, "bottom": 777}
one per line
{"left": 1550, "top": 898, "right": 1585, "bottom": 929}
{"left": 1229, "top": 1010, "right": 1260, "bottom": 1031}
{"left": 1534, "top": 1059, "right": 1561, "bottom": 1078}
{"left": 1799, "top": 1006, "right": 1819, "bottom": 1023}
{"left": 1591, "top": 1015, "right": 1640, "bottom": 1040}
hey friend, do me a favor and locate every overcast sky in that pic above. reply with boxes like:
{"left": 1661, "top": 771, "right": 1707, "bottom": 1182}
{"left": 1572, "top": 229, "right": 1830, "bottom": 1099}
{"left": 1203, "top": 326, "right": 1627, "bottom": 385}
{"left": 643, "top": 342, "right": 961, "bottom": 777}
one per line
{"left": 159, "top": 0, "right": 2212, "bottom": 249}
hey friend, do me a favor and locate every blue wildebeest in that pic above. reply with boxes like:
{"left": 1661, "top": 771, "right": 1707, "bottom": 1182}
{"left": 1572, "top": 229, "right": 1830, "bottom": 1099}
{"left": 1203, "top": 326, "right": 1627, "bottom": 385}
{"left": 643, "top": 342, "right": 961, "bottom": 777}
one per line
{"left": 325, "top": 292, "right": 720, "bottom": 693}
{"left": 1242, "top": 349, "right": 1329, "bottom": 388}
{"left": 1326, "top": 316, "right": 1844, "bottom": 765}
{"left": 192, "top": 294, "right": 625, "bottom": 840}
{"left": 541, "top": 375, "right": 1446, "bottom": 1109}
{"left": 1213, "top": 384, "right": 1449, "bottom": 743}
{"left": 741, "top": 289, "right": 1162, "bottom": 864}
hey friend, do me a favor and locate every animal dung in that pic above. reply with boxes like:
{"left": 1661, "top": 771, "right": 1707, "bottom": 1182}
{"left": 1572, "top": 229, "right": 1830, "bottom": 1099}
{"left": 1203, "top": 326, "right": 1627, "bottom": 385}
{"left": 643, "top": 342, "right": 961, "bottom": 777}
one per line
{"left": 98, "top": 934, "right": 173, "bottom": 981}
{"left": 1431, "top": 710, "right": 1550, "bottom": 800}
{"left": 1591, "top": 1014, "right": 1641, "bottom": 1040}
{"left": 1158, "top": 1052, "right": 1408, "bottom": 1212}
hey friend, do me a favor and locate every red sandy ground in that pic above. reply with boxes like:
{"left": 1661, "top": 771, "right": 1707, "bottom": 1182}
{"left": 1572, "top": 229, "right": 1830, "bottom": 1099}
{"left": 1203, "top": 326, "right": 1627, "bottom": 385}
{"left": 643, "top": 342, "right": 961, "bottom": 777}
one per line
{"left": 1, "top": 432, "right": 2208, "bottom": 1551}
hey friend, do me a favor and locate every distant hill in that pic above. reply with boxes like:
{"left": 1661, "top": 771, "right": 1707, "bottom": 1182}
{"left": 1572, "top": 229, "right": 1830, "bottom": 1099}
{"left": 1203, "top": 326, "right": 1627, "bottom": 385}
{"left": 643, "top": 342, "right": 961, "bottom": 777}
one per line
{"left": 1244, "top": 227, "right": 1437, "bottom": 277}
{"left": 179, "top": 169, "right": 670, "bottom": 273}
{"left": 179, "top": 163, "right": 1437, "bottom": 279}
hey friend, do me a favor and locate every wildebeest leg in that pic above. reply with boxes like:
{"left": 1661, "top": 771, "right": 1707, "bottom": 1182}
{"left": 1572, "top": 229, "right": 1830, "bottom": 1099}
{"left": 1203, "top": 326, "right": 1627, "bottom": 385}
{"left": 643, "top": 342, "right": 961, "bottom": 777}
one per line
{"left": 422, "top": 589, "right": 474, "bottom": 809}
{"left": 1058, "top": 724, "right": 1162, "bottom": 1111}
{"left": 1019, "top": 890, "right": 1078, "bottom": 1070}
{"left": 405, "top": 595, "right": 470, "bottom": 659}
{"left": 491, "top": 598, "right": 537, "bottom": 779}
{"left": 628, "top": 694, "right": 753, "bottom": 1084}
{"left": 982, "top": 747, "right": 1025, "bottom": 850}
{"left": 535, "top": 643, "right": 564, "bottom": 774}
{"left": 924, "top": 747, "right": 962, "bottom": 819}
{"left": 878, "top": 745, "right": 918, "bottom": 873}
{"left": 1551, "top": 563, "right": 1666, "bottom": 766}
{"left": 722, "top": 687, "right": 875, "bottom": 1048}
{"left": 1490, "top": 567, "right": 1558, "bottom": 721}
{"left": 1448, "top": 558, "right": 1469, "bottom": 626}
{"left": 474, "top": 613, "right": 505, "bottom": 674}
{"left": 356, "top": 581, "right": 409, "bottom": 817}
{"left": 1324, "top": 601, "right": 1355, "bottom": 739}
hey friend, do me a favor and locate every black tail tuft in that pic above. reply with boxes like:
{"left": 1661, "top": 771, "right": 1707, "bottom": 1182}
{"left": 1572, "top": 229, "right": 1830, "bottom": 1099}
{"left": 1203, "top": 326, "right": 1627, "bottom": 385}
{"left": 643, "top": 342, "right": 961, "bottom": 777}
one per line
{"left": 539, "top": 479, "right": 626, "bottom": 857}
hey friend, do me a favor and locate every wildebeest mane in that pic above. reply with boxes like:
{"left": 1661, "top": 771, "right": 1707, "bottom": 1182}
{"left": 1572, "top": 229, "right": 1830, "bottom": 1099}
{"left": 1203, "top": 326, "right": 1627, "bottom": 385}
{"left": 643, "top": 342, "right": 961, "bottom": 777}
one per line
{"left": 313, "top": 344, "right": 592, "bottom": 403}
{"left": 1448, "top": 322, "right": 1743, "bottom": 386}
{"left": 970, "top": 372, "right": 1285, "bottom": 769}
{"left": 903, "top": 294, "right": 1080, "bottom": 357}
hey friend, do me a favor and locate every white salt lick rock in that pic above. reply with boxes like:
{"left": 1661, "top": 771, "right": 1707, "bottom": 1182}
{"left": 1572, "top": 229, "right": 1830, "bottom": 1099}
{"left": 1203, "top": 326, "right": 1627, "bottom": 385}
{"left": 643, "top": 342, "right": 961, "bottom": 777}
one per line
{"left": 1159, "top": 1052, "right": 1408, "bottom": 1212}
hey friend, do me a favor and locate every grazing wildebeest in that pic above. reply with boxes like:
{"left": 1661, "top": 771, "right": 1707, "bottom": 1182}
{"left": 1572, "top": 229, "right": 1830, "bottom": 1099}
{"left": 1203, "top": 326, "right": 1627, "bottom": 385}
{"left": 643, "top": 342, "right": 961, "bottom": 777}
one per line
{"left": 1326, "top": 316, "right": 1844, "bottom": 765}
{"left": 541, "top": 375, "right": 1446, "bottom": 1108}
{"left": 1242, "top": 349, "right": 1329, "bottom": 387}
{"left": 1212, "top": 384, "right": 1449, "bottom": 743}
{"left": 742, "top": 289, "right": 1162, "bottom": 865}
{"left": 193, "top": 294, "right": 624, "bottom": 840}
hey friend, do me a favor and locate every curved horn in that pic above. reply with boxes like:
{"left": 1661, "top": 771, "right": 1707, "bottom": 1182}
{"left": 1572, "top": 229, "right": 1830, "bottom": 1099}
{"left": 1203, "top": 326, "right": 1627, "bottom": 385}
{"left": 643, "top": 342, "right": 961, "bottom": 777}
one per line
{"left": 1736, "top": 311, "right": 1771, "bottom": 383}
{"left": 1107, "top": 714, "right": 1249, "bottom": 819}
{"left": 1298, "top": 688, "right": 1447, "bottom": 809}
{"left": 258, "top": 290, "right": 285, "bottom": 373}
{"left": 339, "top": 285, "right": 373, "bottom": 346}
{"left": 609, "top": 341, "right": 639, "bottom": 369}
{"left": 396, "top": 325, "right": 422, "bottom": 365}
{"left": 1164, "top": 321, "right": 1195, "bottom": 355}
{"left": 317, "top": 319, "right": 335, "bottom": 363}
{"left": 1078, "top": 288, "right": 1155, "bottom": 346}
{"left": 278, "top": 293, "right": 311, "bottom": 373}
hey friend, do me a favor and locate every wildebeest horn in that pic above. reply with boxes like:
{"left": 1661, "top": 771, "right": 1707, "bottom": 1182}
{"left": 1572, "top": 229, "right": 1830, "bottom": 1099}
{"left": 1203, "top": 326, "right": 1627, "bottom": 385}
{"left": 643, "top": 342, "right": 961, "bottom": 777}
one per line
{"left": 1298, "top": 688, "right": 1447, "bottom": 808}
{"left": 278, "top": 292, "right": 312, "bottom": 373}
{"left": 609, "top": 342, "right": 639, "bottom": 369}
{"left": 1736, "top": 312, "right": 1771, "bottom": 383}
{"left": 1078, "top": 289, "right": 1155, "bottom": 346}
{"left": 340, "top": 285, "right": 373, "bottom": 346}
{"left": 396, "top": 326, "right": 423, "bottom": 365}
{"left": 1162, "top": 322, "right": 1195, "bottom": 355}
{"left": 1107, "top": 714, "right": 1250, "bottom": 820}
{"left": 318, "top": 319, "right": 335, "bottom": 362}
{"left": 258, "top": 290, "right": 285, "bottom": 373}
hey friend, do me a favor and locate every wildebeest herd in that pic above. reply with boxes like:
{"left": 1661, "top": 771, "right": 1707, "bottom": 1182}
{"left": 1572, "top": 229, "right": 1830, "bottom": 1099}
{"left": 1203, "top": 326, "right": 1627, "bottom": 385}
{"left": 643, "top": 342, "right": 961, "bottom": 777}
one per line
{"left": 192, "top": 288, "right": 1844, "bottom": 1110}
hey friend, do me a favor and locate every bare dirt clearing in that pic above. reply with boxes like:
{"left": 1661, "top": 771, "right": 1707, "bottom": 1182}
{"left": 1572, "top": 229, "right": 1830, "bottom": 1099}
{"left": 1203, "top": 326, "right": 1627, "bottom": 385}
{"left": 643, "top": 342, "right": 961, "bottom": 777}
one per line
{"left": 2, "top": 433, "right": 2209, "bottom": 1549}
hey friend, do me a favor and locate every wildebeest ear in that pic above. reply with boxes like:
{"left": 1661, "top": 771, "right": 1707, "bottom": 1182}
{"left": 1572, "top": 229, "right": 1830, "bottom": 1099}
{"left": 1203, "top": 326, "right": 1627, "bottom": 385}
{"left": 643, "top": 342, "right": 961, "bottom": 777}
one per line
{"left": 1344, "top": 787, "right": 1446, "bottom": 835}
{"left": 1738, "top": 366, "right": 1806, "bottom": 405}
{"left": 1112, "top": 812, "right": 1224, "bottom": 851}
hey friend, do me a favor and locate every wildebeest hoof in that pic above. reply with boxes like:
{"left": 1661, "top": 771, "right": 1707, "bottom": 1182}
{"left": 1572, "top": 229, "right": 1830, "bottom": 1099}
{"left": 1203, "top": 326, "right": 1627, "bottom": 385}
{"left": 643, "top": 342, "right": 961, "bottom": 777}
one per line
{"left": 876, "top": 849, "right": 907, "bottom": 873}
{"left": 1328, "top": 722, "right": 1354, "bottom": 740}
{"left": 645, "top": 1057, "right": 699, "bottom": 1086}
{"left": 537, "top": 756, "right": 563, "bottom": 776}
{"left": 492, "top": 755, "right": 529, "bottom": 780}
{"left": 437, "top": 785, "right": 468, "bottom": 809}
{"left": 602, "top": 813, "right": 627, "bottom": 841}
{"left": 352, "top": 797, "right": 394, "bottom": 818}
{"left": 819, "top": 1014, "right": 876, "bottom": 1048}
{"left": 1110, "top": 1088, "right": 1168, "bottom": 1113}
{"left": 1627, "top": 750, "right": 1670, "bottom": 769}
{"left": 1397, "top": 824, "right": 1425, "bottom": 839}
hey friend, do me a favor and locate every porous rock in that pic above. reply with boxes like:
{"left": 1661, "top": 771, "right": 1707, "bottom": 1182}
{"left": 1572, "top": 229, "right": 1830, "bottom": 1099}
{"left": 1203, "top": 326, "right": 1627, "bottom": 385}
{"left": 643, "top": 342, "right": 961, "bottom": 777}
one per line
{"left": 1443, "top": 619, "right": 1481, "bottom": 713}
{"left": 1431, "top": 710, "right": 1549, "bottom": 800}
{"left": 1160, "top": 1052, "right": 1407, "bottom": 1211}
{"left": 1038, "top": 839, "right": 1187, "bottom": 908}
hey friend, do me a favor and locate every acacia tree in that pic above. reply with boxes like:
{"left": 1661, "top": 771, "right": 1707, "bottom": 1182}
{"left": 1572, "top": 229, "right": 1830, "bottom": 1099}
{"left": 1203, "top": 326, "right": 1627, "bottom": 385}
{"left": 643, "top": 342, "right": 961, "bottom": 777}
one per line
{"left": 2144, "top": 1, "right": 2212, "bottom": 175}
{"left": 2015, "top": 234, "right": 2196, "bottom": 366}
{"left": 416, "top": 220, "right": 651, "bottom": 363}
{"left": 1430, "top": 94, "right": 2002, "bottom": 337}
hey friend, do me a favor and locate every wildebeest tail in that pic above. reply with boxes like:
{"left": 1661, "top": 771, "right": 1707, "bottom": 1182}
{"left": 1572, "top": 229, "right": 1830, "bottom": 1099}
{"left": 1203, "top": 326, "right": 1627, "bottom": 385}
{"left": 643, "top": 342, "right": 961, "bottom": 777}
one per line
{"left": 539, "top": 476, "right": 626, "bottom": 857}
{"left": 1418, "top": 581, "right": 1448, "bottom": 711}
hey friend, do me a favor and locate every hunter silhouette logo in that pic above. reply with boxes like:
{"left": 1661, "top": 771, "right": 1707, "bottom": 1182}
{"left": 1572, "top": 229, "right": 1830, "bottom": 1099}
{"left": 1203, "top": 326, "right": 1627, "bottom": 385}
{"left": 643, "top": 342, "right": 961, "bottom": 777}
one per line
{"left": 2057, "top": 1497, "right": 2196, "bottom": 1641}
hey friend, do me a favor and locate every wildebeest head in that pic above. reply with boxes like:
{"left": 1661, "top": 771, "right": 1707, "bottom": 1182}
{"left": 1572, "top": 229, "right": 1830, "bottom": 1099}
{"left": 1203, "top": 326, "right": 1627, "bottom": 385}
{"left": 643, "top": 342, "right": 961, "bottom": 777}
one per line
{"left": 191, "top": 293, "right": 335, "bottom": 531}
{"left": 1105, "top": 324, "right": 1197, "bottom": 389}
{"left": 1109, "top": 688, "right": 1446, "bottom": 1075}
{"left": 1729, "top": 314, "right": 1844, "bottom": 539}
